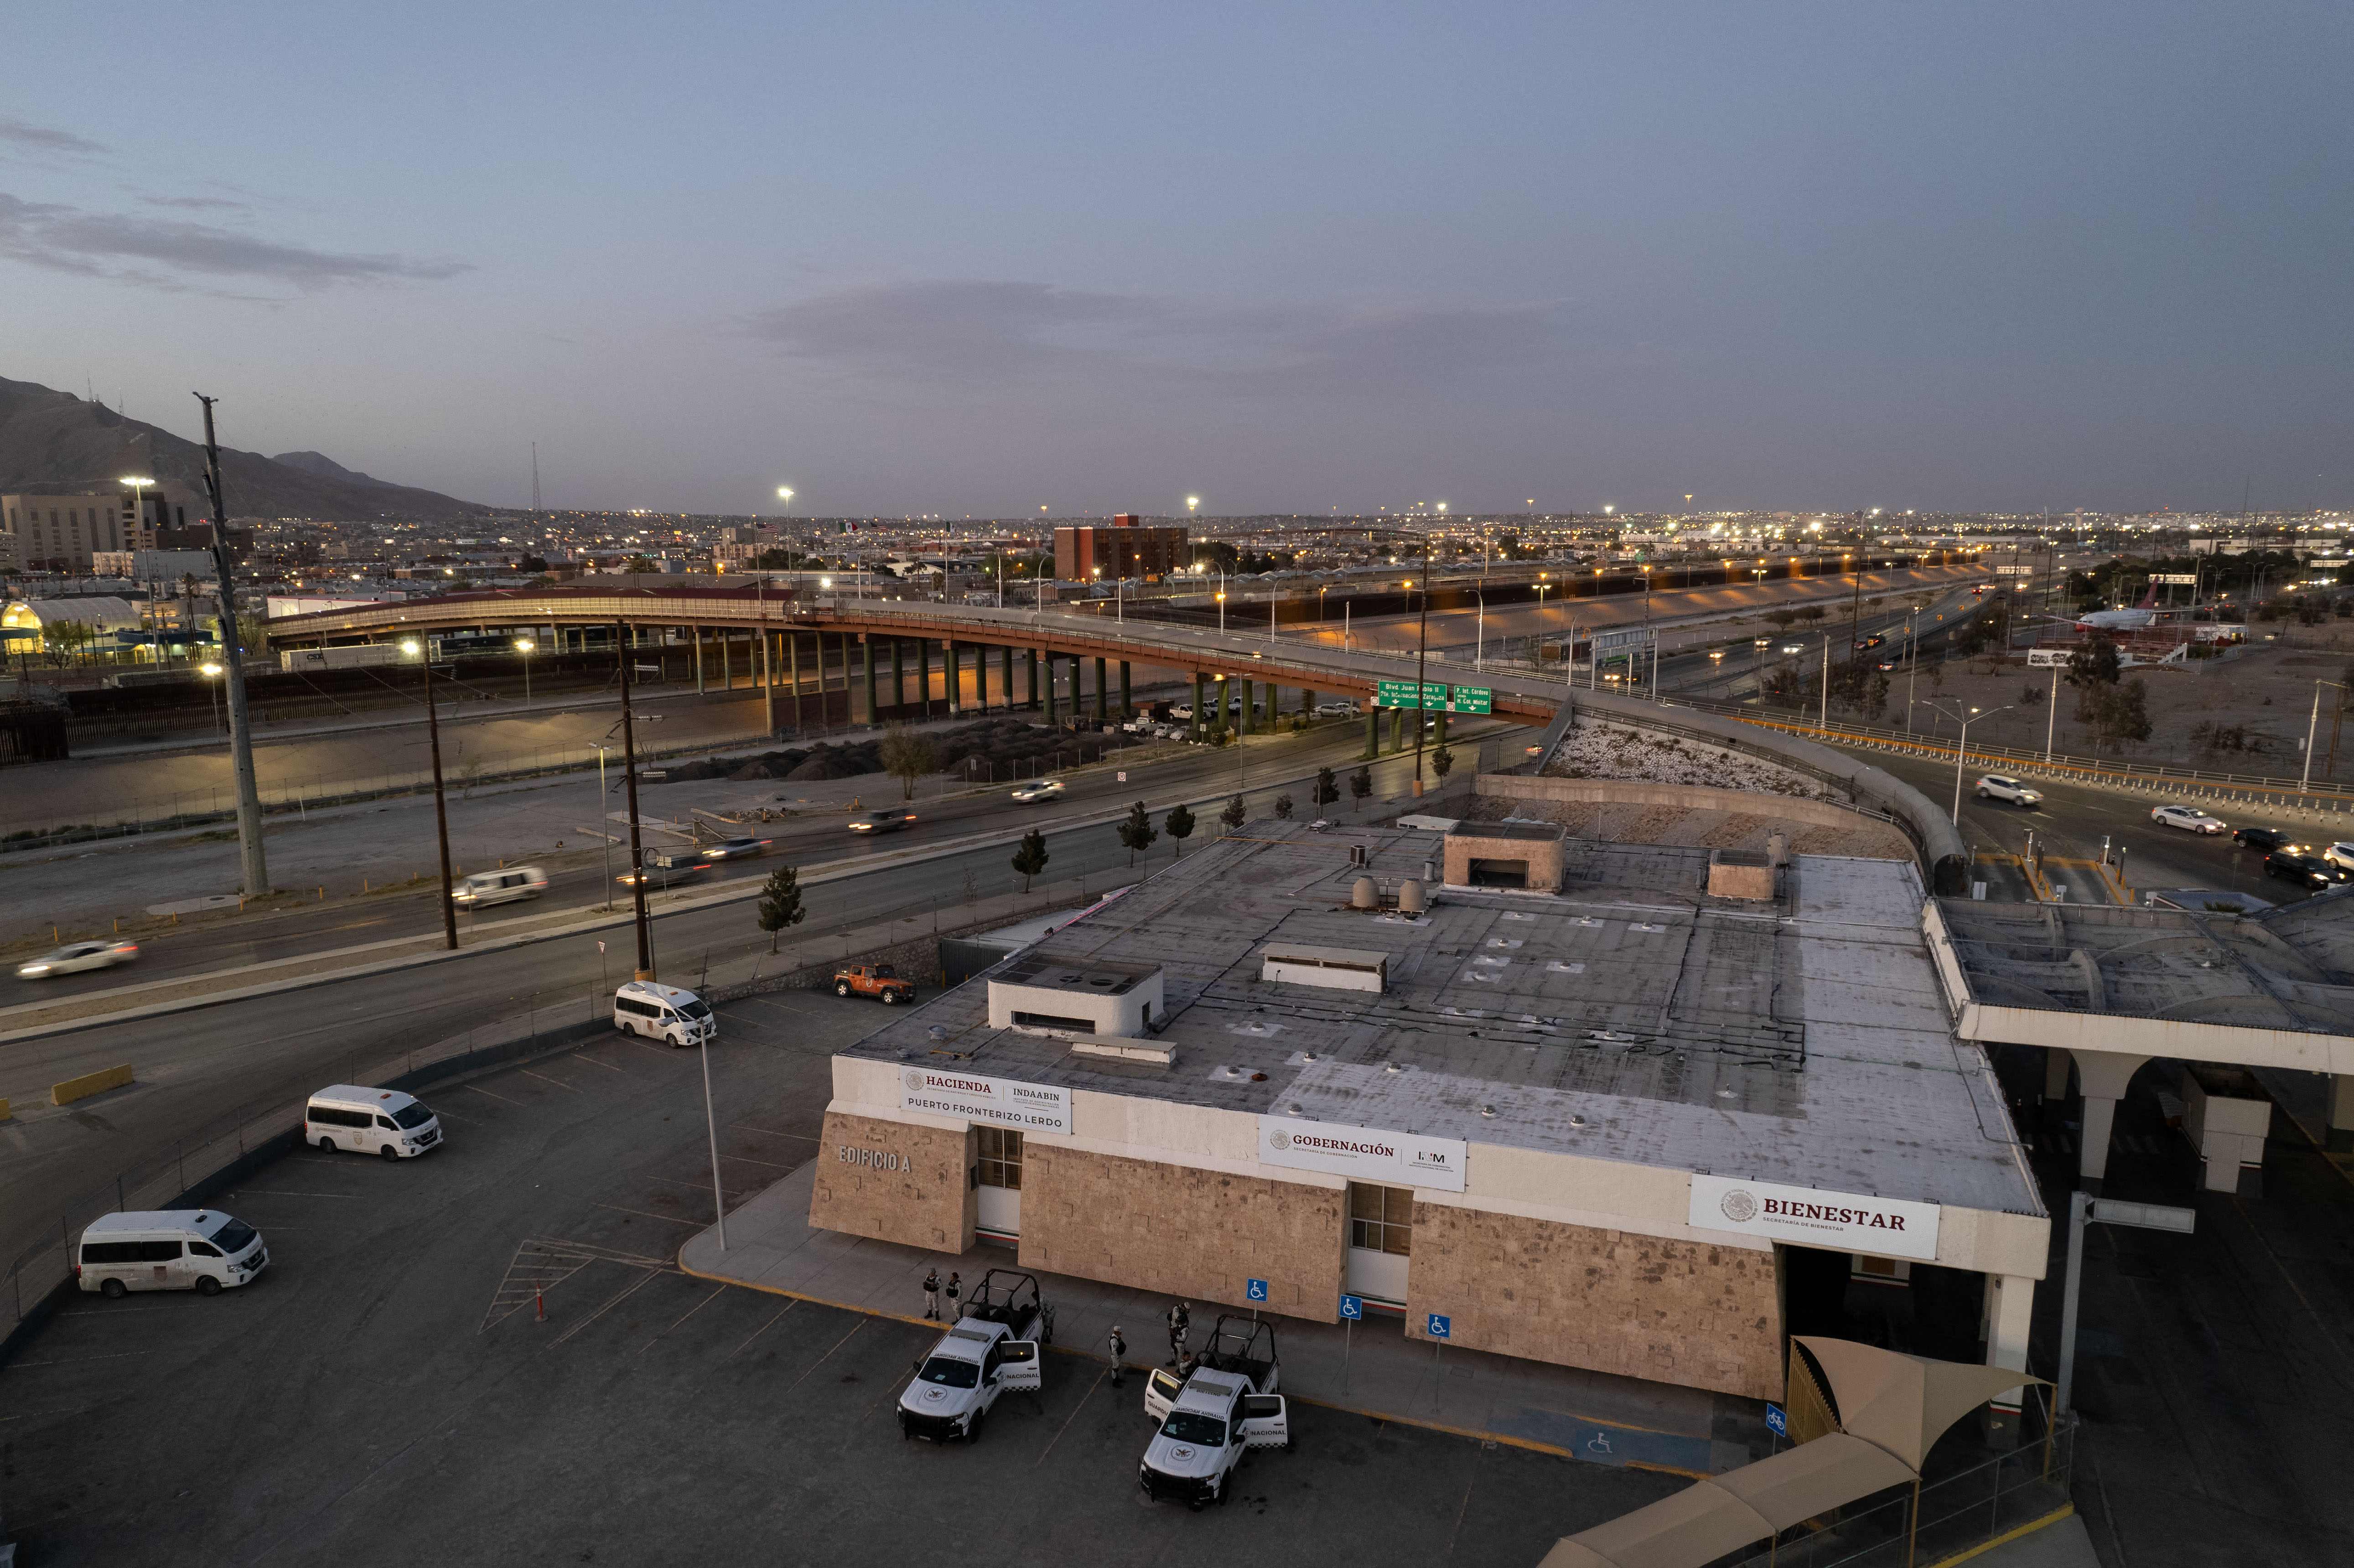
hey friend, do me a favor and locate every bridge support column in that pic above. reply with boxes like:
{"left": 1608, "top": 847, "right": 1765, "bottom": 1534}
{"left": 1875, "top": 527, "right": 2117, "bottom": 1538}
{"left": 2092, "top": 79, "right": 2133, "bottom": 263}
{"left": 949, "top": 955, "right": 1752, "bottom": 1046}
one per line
{"left": 1025, "top": 648, "right": 1038, "bottom": 710}
{"left": 916, "top": 639, "right": 932, "bottom": 718}
{"left": 788, "top": 633, "right": 804, "bottom": 730}
{"left": 1094, "top": 657, "right": 1108, "bottom": 727}
{"left": 1363, "top": 709, "right": 1379, "bottom": 759}
{"left": 1239, "top": 679, "right": 1253, "bottom": 736}
{"left": 1191, "top": 673, "right": 1205, "bottom": 740}
{"left": 947, "top": 641, "right": 961, "bottom": 715}
{"left": 761, "top": 628, "right": 773, "bottom": 734}
{"left": 1119, "top": 661, "right": 1130, "bottom": 719}
{"left": 863, "top": 635, "right": 877, "bottom": 727}
{"left": 1434, "top": 710, "right": 1448, "bottom": 752}
{"left": 693, "top": 625, "right": 704, "bottom": 694}
{"left": 891, "top": 639, "right": 905, "bottom": 719}
{"left": 1003, "top": 646, "right": 1016, "bottom": 714}
{"left": 2042, "top": 1046, "right": 2071, "bottom": 1103}
{"left": 2070, "top": 1049, "right": 2150, "bottom": 1185}
{"left": 1042, "top": 652, "right": 1058, "bottom": 725}
{"left": 2329, "top": 1074, "right": 2354, "bottom": 1153}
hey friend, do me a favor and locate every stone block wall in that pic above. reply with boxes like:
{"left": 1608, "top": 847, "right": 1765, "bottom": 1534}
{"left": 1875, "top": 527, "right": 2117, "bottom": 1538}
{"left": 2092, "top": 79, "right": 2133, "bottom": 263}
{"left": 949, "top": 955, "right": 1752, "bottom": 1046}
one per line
{"left": 807, "top": 1109, "right": 975, "bottom": 1253}
{"left": 1020, "top": 1144, "right": 1345, "bottom": 1319}
{"left": 1404, "top": 1200, "right": 1784, "bottom": 1401}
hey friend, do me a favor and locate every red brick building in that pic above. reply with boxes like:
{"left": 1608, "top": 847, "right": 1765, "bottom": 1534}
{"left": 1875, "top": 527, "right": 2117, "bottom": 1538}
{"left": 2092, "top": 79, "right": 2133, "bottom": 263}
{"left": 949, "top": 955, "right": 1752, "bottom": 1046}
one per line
{"left": 1053, "top": 513, "right": 1188, "bottom": 582}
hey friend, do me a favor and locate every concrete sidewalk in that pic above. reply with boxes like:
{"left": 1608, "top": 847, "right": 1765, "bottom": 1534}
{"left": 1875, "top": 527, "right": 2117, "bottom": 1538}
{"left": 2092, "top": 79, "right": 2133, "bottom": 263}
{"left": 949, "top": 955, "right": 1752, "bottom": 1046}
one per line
{"left": 679, "top": 1162, "right": 2099, "bottom": 1567}
{"left": 680, "top": 1161, "right": 1744, "bottom": 1477}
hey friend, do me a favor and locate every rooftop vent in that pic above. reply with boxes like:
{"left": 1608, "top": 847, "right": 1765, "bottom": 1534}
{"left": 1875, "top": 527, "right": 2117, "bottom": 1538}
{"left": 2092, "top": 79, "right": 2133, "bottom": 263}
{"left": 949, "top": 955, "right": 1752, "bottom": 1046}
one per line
{"left": 1261, "top": 943, "right": 1389, "bottom": 994}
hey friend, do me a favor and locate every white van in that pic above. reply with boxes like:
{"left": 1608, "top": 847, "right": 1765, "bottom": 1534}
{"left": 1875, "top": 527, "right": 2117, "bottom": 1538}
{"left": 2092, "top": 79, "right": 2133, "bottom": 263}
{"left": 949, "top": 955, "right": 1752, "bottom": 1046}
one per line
{"left": 305, "top": 1084, "right": 443, "bottom": 1159}
{"left": 76, "top": 1210, "right": 268, "bottom": 1299}
{"left": 452, "top": 865, "right": 549, "bottom": 907}
{"left": 613, "top": 980, "right": 716, "bottom": 1047}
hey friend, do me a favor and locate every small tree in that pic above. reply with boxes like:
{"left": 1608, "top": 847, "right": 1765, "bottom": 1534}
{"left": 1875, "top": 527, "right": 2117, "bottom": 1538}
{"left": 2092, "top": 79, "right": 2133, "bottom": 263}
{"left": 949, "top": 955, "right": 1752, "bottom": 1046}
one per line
{"left": 43, "top": 619, "right": 92, "bottom": 665}
{"left": 877, "top": 724, "right": 938, "bottom": 800}
{"left": 1165, "top": 802, "right": 1195, "bottom": 857}
{"left": 2066, "top": 638, "right": 2121, "bottom": 691}
{"left": 1348, "top": 766, "right": 1373, "bottom": 811}
{"left": 1117, "top": 800, "right": 1157, "bottom": 866}
{"left": 1430, "top": 745, "right": 1454, "bottom": 781}
{"left": 1311, "top": 766, "right": 1338, "bottom": 811}
{"left": 1273, "top": 792, "right": 1294, "bottom": 819}
{"left": 1220, "top": 793, "right": 1247, "bottom": 833}
{"left": 1010, "top": 828, "right": 1049, "bottom": 892}
{"left": 756, "top": 864, "right": 806, "bottom": 953}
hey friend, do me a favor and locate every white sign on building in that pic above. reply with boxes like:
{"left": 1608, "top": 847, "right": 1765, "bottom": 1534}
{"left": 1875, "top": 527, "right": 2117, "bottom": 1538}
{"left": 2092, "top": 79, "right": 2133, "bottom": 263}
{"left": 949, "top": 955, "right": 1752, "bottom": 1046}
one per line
{"left": 899, "top": 1068, "right": 1072, "bottom": 1135}
{"left": 1689, "top": 1174, "right": 1940, "bottom": 1261}
{"left": 1258, "top": 1116, "right": 1468, "bottom": 1193}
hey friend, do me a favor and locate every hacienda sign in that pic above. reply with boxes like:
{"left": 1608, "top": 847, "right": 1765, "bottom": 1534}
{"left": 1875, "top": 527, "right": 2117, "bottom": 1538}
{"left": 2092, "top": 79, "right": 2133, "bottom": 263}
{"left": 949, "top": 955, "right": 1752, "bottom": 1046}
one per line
{"left": 1688, "top": 1173, "right": 1940, "bottom": 1261}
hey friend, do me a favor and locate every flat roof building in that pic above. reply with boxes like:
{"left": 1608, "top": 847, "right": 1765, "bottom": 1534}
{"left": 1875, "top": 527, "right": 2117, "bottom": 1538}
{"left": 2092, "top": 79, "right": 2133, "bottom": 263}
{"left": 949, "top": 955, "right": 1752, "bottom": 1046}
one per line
{"left": 813, "top": 820, "right": 2048, "bottom": 1405}
{"left": 1053, "top": 515, "right": 1188, "bottom": 583}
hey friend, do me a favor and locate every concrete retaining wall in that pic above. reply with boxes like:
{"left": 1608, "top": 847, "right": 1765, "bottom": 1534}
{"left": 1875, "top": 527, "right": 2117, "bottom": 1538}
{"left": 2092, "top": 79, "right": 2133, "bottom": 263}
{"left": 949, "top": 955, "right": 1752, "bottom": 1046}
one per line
{"left": 1477, "top": 773, "right": 1878, "bottom": 835}
{"left": 1536, "top": 690, "right": 1969, "bottom": 892}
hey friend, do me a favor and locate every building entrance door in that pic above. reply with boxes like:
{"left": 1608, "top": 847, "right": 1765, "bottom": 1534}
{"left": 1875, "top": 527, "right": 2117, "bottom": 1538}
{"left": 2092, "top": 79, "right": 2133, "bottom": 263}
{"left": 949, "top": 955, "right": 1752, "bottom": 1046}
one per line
{"left": 1344, "top": 1183, "right": 1413, "bottom": 1306}
{"left": 976, "top": 1128, "right": 1023, "bottom": 1241}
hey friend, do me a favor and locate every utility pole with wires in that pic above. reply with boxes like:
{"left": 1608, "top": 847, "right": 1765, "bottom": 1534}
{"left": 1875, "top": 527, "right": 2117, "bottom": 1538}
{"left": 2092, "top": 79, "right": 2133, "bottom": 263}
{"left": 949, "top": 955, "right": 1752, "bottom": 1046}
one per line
{"left": 617, "top": 622, "right": 655, "bottom": 979}
{"left": 193, "top": 393, "right": 270, "bottom": 896}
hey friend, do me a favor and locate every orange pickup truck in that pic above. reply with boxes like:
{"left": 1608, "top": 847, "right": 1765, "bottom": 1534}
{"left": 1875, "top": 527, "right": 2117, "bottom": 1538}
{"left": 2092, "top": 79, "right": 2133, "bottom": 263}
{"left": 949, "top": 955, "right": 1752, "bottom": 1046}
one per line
{"left": 834, "top": 963, "right": 916, "bottom": 1005}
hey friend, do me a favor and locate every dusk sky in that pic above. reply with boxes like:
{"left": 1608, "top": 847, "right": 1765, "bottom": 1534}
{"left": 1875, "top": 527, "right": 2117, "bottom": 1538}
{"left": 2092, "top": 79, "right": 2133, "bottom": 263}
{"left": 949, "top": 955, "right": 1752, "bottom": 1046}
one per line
{"left": 6, "top": 3, "right": 2349, "bottom": 517}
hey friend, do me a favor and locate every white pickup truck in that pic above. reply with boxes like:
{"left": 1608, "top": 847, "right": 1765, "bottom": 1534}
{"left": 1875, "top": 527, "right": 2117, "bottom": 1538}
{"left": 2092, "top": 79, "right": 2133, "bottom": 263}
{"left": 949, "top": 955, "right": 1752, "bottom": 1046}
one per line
{"left": 1138, "top": 1315, "right": 1291, "bottom": 1507}
{"left": 895, "top": 1269, "right": 1052, "bottom": 1443}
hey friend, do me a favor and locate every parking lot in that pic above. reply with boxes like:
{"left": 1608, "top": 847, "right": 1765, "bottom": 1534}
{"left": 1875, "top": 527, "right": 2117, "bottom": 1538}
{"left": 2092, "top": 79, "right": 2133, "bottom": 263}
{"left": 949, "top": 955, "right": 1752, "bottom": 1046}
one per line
{"left": 0, "top": 988, "right": 1677, "bottom": 1566}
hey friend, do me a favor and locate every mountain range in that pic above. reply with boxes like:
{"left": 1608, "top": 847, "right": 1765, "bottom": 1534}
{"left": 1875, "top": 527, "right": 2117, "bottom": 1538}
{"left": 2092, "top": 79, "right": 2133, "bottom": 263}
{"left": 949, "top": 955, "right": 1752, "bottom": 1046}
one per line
{"left": 0, "top": 376, "right": 490, "bottom": 522}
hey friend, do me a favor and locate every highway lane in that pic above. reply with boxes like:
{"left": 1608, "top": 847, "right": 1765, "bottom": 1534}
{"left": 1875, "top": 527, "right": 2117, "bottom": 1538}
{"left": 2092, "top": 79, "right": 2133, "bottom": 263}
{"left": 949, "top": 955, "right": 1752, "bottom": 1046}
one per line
{"left": 0, "top": 738, "right": 1498, "bottom": 1278}
{"left": 0, "top": 714, "right": 1468, "bottom": 1010}
{"left": 1846, "top": 744, "right": 2316, "bottom": 905}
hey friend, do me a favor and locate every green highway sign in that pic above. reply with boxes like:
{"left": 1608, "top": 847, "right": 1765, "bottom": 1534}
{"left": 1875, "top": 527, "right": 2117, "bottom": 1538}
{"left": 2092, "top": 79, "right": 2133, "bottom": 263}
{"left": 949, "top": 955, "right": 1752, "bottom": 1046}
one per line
{"left": 1374, "top": 678, "right": 1446, "bottom": 708}
{"left": 1374, "top": 680, "right": 1492, "bottom": 714}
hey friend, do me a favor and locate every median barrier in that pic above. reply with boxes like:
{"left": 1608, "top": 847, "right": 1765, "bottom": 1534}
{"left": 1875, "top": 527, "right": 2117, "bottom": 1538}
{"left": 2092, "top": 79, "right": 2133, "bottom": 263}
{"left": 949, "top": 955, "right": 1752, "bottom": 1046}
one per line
{"left": 51, "top": 1064, "right": 133, "bottom": 1106}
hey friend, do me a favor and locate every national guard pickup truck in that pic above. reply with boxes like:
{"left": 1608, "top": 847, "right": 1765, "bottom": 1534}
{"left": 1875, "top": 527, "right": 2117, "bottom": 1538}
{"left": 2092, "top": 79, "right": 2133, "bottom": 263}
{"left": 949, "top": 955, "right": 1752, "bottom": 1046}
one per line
{"left": 1138, "top": 1315, "right": 1290, "bottom": 1506}
{"left": 895, "top": 1270, "right": 1053, "bottom": 1443}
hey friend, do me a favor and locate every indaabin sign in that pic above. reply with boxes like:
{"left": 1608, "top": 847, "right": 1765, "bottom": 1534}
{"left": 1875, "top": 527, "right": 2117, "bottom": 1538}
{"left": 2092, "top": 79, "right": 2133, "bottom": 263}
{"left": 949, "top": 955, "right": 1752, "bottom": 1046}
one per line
{"left": 1258, "top": 1117, "right": 1468, "bottom": 1193}
{"left": 1689, "top": 1174, "right": 1940, "bottom": 1262}
{"left": 899, "top": 1067, "right": 1072, "bottom": 1135}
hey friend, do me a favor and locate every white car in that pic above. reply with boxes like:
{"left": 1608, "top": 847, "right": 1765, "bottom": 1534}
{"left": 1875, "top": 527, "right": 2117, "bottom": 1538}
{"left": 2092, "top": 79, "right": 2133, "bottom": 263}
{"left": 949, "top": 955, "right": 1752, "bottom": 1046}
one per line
{"left": 16, "top": 939, "right": 140, "bottom": 979}
{"left": 2151, "top": 805, "right": 2226, "bottom": 835}
{"left": 1975, "top": 776, "right": 2043, "bottom": 807}
{"left": 1010, "top": 778, "right": 1065, "bottom": 803}
{"left": 2323, "top": 842, "right": 2354, "bottom": 872}
{"left": 1313, "top": 700, "right": 1358, "bottom": 717}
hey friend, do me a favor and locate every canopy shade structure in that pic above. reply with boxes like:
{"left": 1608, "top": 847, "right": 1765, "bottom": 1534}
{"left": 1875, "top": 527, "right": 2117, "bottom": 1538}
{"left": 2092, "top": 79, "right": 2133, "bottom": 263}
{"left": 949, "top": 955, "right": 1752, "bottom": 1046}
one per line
{"left": 1538, "top": 1340, "right": 2051, "bottom": 1568}
{"left": 1793, "top": 1336, "right": 2047, "bottom": 1475}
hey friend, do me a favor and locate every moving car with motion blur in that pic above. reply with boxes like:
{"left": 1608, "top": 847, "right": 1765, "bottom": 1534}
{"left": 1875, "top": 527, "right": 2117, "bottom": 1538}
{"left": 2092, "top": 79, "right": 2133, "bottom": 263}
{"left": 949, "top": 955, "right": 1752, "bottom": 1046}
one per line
{"left": 848, "top": 808, "right": 917, "bottom": 833}
{"left": 702, "top": 836, "right": 772, "bottom": 861}
{"left": 2233, "top": 826, "right": 2291, "bottom": 852}
{"left": 16, "top": 939, "right": 139, "bottom": 979}
{"left": 1974, "top": 776, "right": 2043, "bottom": 807}
{"left": 2266, "top": 848, "right": 2353, "bottom": 891}
{"left": 2151, "top": 805, "right": 2226, "bottom": 835}
{"left": 1010, "top": 778, "right": 1065, "bottom": 803}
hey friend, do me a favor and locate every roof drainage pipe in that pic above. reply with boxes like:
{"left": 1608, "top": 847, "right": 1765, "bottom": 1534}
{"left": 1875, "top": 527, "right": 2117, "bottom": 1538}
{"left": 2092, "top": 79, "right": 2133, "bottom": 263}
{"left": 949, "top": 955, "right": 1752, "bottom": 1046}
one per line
{"left": 1538, "top": 688, "right": 1971, "bottom": 896}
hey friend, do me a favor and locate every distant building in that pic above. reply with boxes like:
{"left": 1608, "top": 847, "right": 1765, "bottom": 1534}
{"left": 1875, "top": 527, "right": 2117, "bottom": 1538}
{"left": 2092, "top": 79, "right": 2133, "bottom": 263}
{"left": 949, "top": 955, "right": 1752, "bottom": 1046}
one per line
{"left": 4, "top": 494, "right": 131, "bottom": 572}
{"left": 1053, "top": 513, "right": 1188, "bottom": 582}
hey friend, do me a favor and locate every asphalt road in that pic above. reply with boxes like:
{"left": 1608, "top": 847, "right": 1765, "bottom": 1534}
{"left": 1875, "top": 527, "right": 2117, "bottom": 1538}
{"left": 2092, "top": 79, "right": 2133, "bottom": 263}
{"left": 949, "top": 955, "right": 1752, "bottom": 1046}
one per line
{"left": 0, "top": 714, "right": 1497, "bottom": 1009}
{"left": 0, "top": 735, "right": 1500, "bottom": 1287}
{"left": 0, "top": 988, "right": 1679, "bottom": 1565}
{"left": 1854, "top": 745, "right": 2319, "bottom": 906}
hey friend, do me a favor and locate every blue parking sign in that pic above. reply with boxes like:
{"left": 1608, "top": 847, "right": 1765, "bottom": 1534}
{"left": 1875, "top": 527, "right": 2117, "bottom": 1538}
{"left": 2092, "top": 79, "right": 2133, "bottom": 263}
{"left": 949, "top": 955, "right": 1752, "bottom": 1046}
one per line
{"left": 1246, "top": 1277, "right": 1269, "bottom": 1303}
{"left": 1426, "top": 1313, "right": 1452, "bottom": 1339}
{"left": 1339, "top": 1294, "right": 1364, "bottom": 1321}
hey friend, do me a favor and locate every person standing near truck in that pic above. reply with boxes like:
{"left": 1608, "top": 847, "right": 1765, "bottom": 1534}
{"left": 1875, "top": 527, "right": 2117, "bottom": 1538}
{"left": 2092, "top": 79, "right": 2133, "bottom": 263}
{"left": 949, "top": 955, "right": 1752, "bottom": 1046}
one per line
{"left": 922, "top": 1268, "right": 941, "bottom": 1321}
{"left": 945, "top": 1272, "right": 961, "bottom": 1318}
{"left": 1166, "top": 1300, "right": 1191, "bottom": 1366}
{"left": 1107, "top": 1325, "right": 1128, "bottom": 1387}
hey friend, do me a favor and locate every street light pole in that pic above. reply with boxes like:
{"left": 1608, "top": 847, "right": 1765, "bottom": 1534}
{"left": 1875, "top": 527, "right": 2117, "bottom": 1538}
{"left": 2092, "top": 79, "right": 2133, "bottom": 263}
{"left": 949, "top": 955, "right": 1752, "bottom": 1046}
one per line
{"left": 514, "top": 637, "right": 535, "bottom": 703}
{"left": 2301, "top": 681, "right": 2345, "bottom": 793}
{"left": 596, "top": 745, "right": 615, "bottom": 911}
